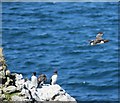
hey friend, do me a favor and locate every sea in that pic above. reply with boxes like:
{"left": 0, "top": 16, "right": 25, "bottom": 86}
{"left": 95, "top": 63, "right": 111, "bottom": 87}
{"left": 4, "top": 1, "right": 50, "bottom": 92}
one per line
{"left": 2, "top": 2, "right": 119, "bottom": 102}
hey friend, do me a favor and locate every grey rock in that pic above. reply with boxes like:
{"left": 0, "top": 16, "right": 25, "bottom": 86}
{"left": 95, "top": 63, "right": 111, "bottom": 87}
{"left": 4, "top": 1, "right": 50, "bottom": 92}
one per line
{"left": 6, "top": 70, "right": 10, "bottom": 76}
{"left": 0, "top": 70, "right": 6, "bottom": 78}
{"left": 5, "top": 77, "right": 13, "bottom": 87}
{"left": 11, "top": 95, "right": 31, "bottom": 101}
{"left": 37, "top": 84, "right": 76, "bottom": 102}
{"left": 0, "top": 94, "right": 5, "bottom": 100}
{"left": 0, "top": 88, "right": 3, "bottom": 94}
{"left": 0, "top": 66, "right": 3, "bottom": 71}
{"left": 3, "top": 86, "right": 17, "bottom": 94}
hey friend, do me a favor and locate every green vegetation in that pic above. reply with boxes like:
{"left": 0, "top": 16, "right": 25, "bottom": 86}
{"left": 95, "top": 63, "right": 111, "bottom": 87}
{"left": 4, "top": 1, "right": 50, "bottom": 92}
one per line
{"left": 4, "top": 92, "right": 20, "bottom": 101}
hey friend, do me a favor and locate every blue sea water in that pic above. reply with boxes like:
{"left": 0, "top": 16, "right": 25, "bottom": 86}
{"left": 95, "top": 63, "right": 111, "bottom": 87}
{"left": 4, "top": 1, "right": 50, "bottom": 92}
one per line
{"left": 2, "top": 2, "right": 119, "bottom": 101}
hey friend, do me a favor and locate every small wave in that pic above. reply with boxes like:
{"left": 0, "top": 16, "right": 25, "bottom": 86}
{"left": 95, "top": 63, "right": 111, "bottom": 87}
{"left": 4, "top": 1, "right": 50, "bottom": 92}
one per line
{"left": 9, "top": 7, "right": 18, "bottom": 10}
{"left": 12, "top": 31, "right": 27, "bottom": 36}
{"left": 64, "top": 50, "right": 83, "bottom": 55}
{"left": 24, "top": 61, "right": 36, "bottom": 65}
{"left": 2, "top": 2, "right": 118, "bottom": 101}
{"left": 31, "top": 33, "right": 53, "bottom": 39}
{"left": 87, "top": 84, "right": 118, "bottom": 91}
{"left": 66, "top": 82, "right": 84, "bottom": 88}
{"left": 85, "top": 69, "right": 118, "bottom": 79}
{"left": 3, "top": 12, "right": 20, "bottom": 16}
{"left": 57, "top": 9, "right": 81, "bottom": 15}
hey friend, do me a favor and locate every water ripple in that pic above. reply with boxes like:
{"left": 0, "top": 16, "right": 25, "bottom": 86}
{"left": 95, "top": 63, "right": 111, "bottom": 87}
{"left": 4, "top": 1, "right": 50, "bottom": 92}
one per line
{"left": 2, "top": 2, "right": 118, "bottom": 101}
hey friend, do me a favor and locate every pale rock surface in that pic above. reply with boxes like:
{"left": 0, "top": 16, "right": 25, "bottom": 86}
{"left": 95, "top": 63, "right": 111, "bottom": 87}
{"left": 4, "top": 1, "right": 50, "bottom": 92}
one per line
{"left": 0, "top": 66, "right": 2, "bottom": 71}
{"left": 0, "top": 70, "right": 6, "bottom": 79}
{"left": 54, "top": 92, "right": 76, "bottom": 101}
{"left": 0, "top": 88, "right": 2, "bottom": 94}
{"left": 15, "top": 74, "right": 24, "bottom": 90}
{"left": 0, "top": 94, "right": 5, "bottom": 100}
{"left": 0, "top": 48, "right": 3, "bottom": 56}
{"left": 5, "top": 77, "right": 12, "bottom": 87}
{"left": 3, "top": 86, "right": 17, "bottom": 94}
{"left": 21, "top": 88, "right": 31, "bottom": 99}
{"left": 15, "top": 74, "right": 23, "bottom": 81}
{"left": 19, "top": 82, "right": 76, "bottom": 102}
{"left": 36, "top": 84, "right": 60, "bottom": 101}
{"left": 36, "top": 84, "right": 76, "bottom": 102}
{"left": 11, "top": 95, "right": 31, "bottom": 101}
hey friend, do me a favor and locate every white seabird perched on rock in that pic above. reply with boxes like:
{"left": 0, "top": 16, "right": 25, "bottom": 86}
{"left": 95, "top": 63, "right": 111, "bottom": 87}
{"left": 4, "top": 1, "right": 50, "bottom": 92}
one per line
{"left": 31, "top": 72, "right": 38, "bottom": 88}
{"left": 50, "top": 71, "right": 58, "bottom": 85}
{"left": 89, "top": 32, "right": 109, "bottom": 45}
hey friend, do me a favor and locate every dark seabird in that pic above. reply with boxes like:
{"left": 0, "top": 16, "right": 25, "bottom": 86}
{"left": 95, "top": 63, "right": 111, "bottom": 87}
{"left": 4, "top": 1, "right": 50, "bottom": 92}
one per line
{"left": 90, "top": 32, "right": 109, "bottom": 45}
{"left": 37, "top": 74, "right": 47, "bottom": 87}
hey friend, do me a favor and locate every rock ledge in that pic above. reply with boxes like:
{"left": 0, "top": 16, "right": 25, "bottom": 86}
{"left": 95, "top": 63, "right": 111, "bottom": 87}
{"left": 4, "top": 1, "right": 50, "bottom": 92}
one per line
{"left": 0, "top": 48, "right": 76, "bottom": 102}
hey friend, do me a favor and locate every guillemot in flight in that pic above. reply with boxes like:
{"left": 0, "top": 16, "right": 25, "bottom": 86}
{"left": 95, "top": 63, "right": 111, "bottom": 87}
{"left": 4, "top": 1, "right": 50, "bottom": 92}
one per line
{"left": 50, "top": 71, "right": 58, "bottom": 85}
{"left": 90, "top": 32, "right": 109, "bottom": 45}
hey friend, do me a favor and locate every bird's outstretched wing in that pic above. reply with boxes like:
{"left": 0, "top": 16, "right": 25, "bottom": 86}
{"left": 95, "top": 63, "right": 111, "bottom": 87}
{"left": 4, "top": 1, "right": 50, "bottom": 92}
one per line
{"left": 96, "top": 33, "right": 103, "bottom": 40}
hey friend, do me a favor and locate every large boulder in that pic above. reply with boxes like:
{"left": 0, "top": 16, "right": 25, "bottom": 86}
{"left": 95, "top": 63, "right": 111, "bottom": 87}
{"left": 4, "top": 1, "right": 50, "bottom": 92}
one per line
{"left": 36, "top": 84, "right": 76, "bottom": 102}
{"left": 54, "top": 91, "right": 76, "bottom": 101}
{"left": 37, "top": 84, "right": 61, "bottom": 101}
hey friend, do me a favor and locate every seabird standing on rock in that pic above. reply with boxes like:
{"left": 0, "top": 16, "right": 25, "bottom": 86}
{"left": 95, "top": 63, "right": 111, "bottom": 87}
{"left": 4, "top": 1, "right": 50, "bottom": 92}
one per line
{"left": 31, "top": 72, "right": 38, "bottom": 88}
{"left": 50, "top": 71, "right": 58, "bottom": 85}
{"left": 37, "top": 74, "right": 47, "bottom": 87}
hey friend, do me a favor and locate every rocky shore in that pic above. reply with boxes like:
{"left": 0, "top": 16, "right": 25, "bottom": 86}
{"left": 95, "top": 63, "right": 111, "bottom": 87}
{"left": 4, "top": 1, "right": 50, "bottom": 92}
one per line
{"left": 0, "top": 48, "right": 76, "bottom": 102}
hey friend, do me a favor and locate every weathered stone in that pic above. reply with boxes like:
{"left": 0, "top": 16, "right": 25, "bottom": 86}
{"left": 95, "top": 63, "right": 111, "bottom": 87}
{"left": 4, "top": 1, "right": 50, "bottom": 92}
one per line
{"left": 0, "top": 88, "right": 2, "bottom": 94}
{"left": 36, "top": 84, "right": 61, "bottom": 101}
{"left": 0, "top": 66, "right": 3, "bottom": 71}
{"left": 6, "top": 70, "right": 11, "bottom": 76}
{"left": 0, "top": 94, "right": 6, "bottom": 100}
{"left": 15, "top": 74, "right": 23, "bottom": 81}
{"left": 3, "top": 86, "right": 17, "bottom": 94}
{"left": 36, "top": 84, "right": 76, "bottom": 102}
{"left": 20, "top": 88, "right": 32, "bottom": 99}
{"left": 0, "top": 70, "right": 6, "bottom": 78}
{"left": 11, "top": 95, "right": 23, "bottom": 101}
{"left": 0, "top": 70, "right": 6, "bottom": 85}
{"left": 2, "top": 65, "right": 6, "bottom": 70}
{"left": 11, "top": 95, "right": 31, "bottom": 101}
{"left": 0, "top": 84, "right": 2, "bottom": 87}
{"left": 54, "top": 95, "right": 76, "bottom": 102}
{"left": 5, "top": 77, "right": 13, "bottom": 87}
{"left": 15, "top": 79, "right": 25, "bottom": 91}
{"left": 0, "top": 48, "right": 3, "bottom": 57}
